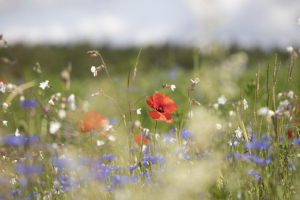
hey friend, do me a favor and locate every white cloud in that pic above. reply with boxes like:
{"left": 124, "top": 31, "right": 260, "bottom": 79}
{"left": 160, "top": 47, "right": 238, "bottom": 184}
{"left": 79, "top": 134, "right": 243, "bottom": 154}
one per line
{"left": 0, "top": 0, "right": 299, "bottom": 48}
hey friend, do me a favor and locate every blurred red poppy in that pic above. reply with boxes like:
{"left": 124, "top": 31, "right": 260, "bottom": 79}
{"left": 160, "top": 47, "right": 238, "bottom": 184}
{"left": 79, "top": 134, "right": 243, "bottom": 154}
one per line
{"left": 134, "top": 134, "right": 150, "bottom": 145}
{"left": 0, "top": 77, "right": 6, "bottom": 84}
{"left": 76, "top": 111, "right": 108, "bottom": 135}
{"left": 287, "top": 105, "right": 300, "bottom": 138}
{"left": 146, "top": 93, "right": 177, "bottom": 123}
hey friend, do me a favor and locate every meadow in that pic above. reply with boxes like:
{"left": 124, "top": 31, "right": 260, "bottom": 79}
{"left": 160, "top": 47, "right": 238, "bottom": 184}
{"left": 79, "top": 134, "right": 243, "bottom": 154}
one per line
{"left": 0, "top": 35, "right": 300, "bottom": 199}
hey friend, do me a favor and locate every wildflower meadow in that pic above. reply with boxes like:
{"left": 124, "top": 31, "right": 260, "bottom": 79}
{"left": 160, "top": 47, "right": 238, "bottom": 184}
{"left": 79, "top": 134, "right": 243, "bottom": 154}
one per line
{"left": 0, "top": 33, "right": 300, "bottom": 200}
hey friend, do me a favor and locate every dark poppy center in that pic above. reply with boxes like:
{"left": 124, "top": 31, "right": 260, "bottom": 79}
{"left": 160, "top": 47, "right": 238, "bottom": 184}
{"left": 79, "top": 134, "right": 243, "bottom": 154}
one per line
{"left": 157, "top": 106, "right": 164, "bottom": 113}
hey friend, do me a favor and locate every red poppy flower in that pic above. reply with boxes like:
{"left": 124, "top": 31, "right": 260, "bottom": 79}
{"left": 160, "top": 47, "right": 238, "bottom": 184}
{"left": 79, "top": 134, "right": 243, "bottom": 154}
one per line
{"left": 134, "top": 134, "right": 150, "bottom": 145}
{"left": 76, "top": 111, "right": 108, "bottom": 135}
{"left": 146, "top": 93, "right": 177, "bottom": 123}
{"left": 0, "top": 77, "right": 6, "bottom": 84}
{"left": 288, "top": 105, "right": 300, "bottom": 138}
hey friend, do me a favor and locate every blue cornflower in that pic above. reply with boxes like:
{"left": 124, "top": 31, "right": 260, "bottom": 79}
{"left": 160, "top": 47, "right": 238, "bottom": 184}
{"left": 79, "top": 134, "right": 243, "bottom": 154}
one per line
{"left": 102, "top": 153, "right": 116, "bottom": 161}
{"left": 261, "top": 134, "right": 272, "bottom": 141}
{"left": 129, "top": 165, "right": 138, "bottom": 171}
{"left": 162, "top": 134, "right": 176, "bottom": 142}
{"left": 19, "top": 99, "right": 37, "bottom": 107}
{"left": 181, "top": 129, "right": 194, "bottom": 139}
{"left": 248, "top": 133, "right": 257, "bottom": 141}
{"left": 145, "top": 176, "right": 151, "bottom": 183}
{"left": 244, "top": 140, "right": 270, "bottom": 149}
{"left": 183, "top": 155, "right": 191, "bottom": 161}
{"left": 103, "top": 185, "right": 112, "bottom": 191}
{"left": 294, "top": 138, "right": 300, "bottom": 145}
{"left": 252, "top": 156, "right": 271, "bottom": 165}
{"left": 3, "top": 134, "right": 39, "bottom": 146}
{"left": 169, "top": 127, "right": 176, "bottom": 133}
{"left": 15, "top": 163, "right": 44, "bottom": 174}
{"left": 26, "top": 192, "right": 40, "bottom": 199}
{"left": 111, "top": 175, "right": 138, "bottom": 187}
{"left": 247, "top": 169, "right": 261, "bottom": 181}
{"left": 107, "top": 117, "right": 118, "bottom": 125}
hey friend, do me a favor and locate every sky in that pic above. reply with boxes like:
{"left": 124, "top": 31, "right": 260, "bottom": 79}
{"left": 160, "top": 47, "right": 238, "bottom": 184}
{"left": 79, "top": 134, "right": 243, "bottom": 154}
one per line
{"left": 0, "top": 0, "right": 299, "bottom": 49}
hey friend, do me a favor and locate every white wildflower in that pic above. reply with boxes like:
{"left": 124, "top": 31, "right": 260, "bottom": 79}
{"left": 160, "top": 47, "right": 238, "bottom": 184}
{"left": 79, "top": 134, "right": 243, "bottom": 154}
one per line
{"left": 134, "top": 120, "right": 141, "bottom": 127}
{"left": 227, "top": 141, "right": 233, "bottom": 146}
{"left": 243, "top": 99, "right": 248, "bottom": 110}
{"left": 0, "top": 82, "right": 6, "bottom": 93}
{"left": 143, "top": 128, "right": 149, "bottom": 136}
{"left": 39, "top": 80, "right": 49, "bottom": 90}
{"left": 15, "top": 129, "right": 20, "bottom": 137}
{"left": 286, "top": 46, "right": 294, "bottom": 53}
{"left": 277, "top": 100, "right": 289, "bottom": 112}
{"left": 108, "top": 135, "right": 116, "bottom": 142}
{"left": 257, "top": 107, "right": 275, "bottom": 117}
{"left": 136, "top": 108, "right": 142, "bottom": 115}
{"left": 170, "top": 84, "right": 176, "bottom": 91}
{"left": 142, "top": 145, "right": 147, "bottom": 152}
{"left": 91, "top": 66, "right": 97, "bottom": 76}
{"left": 235, "top": 127, "right": 242, "bottom": 138}
{"left": 218, "top": 95, "right": 227, "bottom": 105}
{"left": 216, "top": 124, "right": 222, "bottom": 130}
{"left": 229, "top": 110, "right": 235, "bottom": 116}
{"left": 3, "top": 103, "right": 8, "bottom": 112}
{"left": 213, "top": 103, "right": 219, "bottom": 110}
{"left": 104, "top": 125, "right": 113, "bottom": 132}
{"left": 228, "top": 122, "right": 232, "bottom": 128}
{"left": 68, "top": 94, "right": 76, "bottom": 110}
{"left": 6, "top": 83, "right": 14, "bottom": 91}
{"left": 20, "top": 96, "right": 25, "bottom": 101}
{"left": 49, "top": 122, "right": 61, "bottom": 134}
{"left": 10, "top": 178, "right": 16, "bottom": 185}
{"left": 2, "top": 120, "right": 8, "bottom": 126}
{"left": 58, "top": 109, "right": 66, "bottom": 119}
{"left": 287, "top": 90, "right": 294, "bottom": 99}
{"left": 190, "top": 78, "right": 200, "bottom": 83}
{"left": 97, "top": 140, "right": 105, "bottom": 146}
{"left": 277, "top": 93, "right": 282, "bottom": 99}
{"left": 48, "top": 99, "right": 55, "bottom": 105}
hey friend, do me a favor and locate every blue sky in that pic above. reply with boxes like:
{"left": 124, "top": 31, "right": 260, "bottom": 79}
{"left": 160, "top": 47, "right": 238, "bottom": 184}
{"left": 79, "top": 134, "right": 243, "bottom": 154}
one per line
{"left": 0, "top": 0, "right": 299, "bottom": 49}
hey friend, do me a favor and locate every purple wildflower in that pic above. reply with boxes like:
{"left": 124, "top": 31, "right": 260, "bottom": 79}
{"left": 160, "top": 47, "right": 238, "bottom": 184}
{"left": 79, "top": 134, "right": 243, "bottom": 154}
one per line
{"left": 102, "top": 153, "right": 116, "bottom": 161}
{"left": 129, "top": 165, "right": 138, "bottom": 171}
{"left": 181, "top": 129, "right": 194, "bottom": 139}
{"left": 162, "top": 134, "right": 176, "bottom": 142}
{"left": 19, "top": 99, "right": 37, "bottom": 107}
{"left": 3, "top": 134, "right": 40, "bottom": 146}
{"left": 15, "top": 163, "right": 44, "bottom": 174}
{"left": 294, "top": 138, "right": 300, "bottom": 145}
{"left": 244, "top": 140, "right": 270, "bottom": 149}
{"left": 247, "top": 169, "right": 261, "bottom": 181}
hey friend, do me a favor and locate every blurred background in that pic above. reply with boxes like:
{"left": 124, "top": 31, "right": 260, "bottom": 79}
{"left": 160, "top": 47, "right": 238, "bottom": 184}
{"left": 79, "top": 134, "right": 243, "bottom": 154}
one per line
{"left": 0, "top": 0, "right": 299, "bottom": 120}
{"left": 1, "top": 0, "right": 300, "bottom": 48}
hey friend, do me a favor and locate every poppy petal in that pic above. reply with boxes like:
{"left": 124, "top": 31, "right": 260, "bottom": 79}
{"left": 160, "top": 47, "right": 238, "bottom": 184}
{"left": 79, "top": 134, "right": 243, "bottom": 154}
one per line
{"left": 147, "top": 110, "right": 173, "bottom": 123}
{"left": 75, "top": 120, "right": 84, "bottom": 132}
{"left": 147, "top": 93, "right": 177, "bottom": 113}
{"left": 146, "top": 95, "right": 155, "bottom": 109}
{"left": 77, "top": 111, "right": 108, "bottom": 134}
{"left": 134, "top": 134, "right": 150, "bottom": 145}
